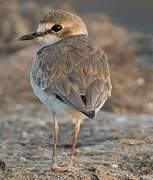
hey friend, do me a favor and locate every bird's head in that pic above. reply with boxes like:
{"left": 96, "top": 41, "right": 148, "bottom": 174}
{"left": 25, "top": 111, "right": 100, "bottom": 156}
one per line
{"left": 19, "top": 9, "right": 88, "bottom": 45}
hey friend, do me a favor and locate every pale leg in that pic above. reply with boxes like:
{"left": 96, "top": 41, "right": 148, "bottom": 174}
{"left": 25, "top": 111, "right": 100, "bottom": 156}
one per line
{"left": 69, "top": 119, "right": 81, "bottom": 164}
{"left": 51, "top": 112, "right": 60, "bottom": 170}
{"left": 51, "top": 116, "right": 81, "bottom": 172}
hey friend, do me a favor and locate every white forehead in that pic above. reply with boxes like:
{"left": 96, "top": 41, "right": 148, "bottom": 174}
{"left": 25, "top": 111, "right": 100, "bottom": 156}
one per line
{"left": 37, "top": 23, "right": 54, "bottom": 33}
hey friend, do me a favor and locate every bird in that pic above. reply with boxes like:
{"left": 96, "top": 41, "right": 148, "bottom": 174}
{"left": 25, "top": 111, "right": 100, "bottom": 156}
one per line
{"left": 19, "top": 9, "right": 112, "bottom": 172}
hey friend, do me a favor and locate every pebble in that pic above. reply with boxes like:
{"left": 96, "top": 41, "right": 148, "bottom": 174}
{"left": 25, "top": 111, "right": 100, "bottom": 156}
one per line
{"left": 0, "top": 161, "right": 5, "bottom": 172}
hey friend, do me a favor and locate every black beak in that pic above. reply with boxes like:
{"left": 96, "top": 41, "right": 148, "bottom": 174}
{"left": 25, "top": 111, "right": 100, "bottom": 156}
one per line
{"left": 19, "top": 32, "right": 42, "bottom": 41}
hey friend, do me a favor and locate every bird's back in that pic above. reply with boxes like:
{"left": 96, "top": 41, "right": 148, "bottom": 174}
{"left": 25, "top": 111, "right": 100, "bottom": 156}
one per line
{"left": 31, "top": 35, "right": 111, "bottom": 119}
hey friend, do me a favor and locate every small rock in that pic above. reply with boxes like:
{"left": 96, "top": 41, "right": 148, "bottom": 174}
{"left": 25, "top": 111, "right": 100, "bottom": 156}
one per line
{"left": 0, "top": 160, "right": 5, "bottom": 172}
{"left": 112, "top": 164, "right": 118, "bottom": 168}
{"left": 20, "top": 157, "right": 26, "bottom": 162}
{"left": 118, "top": 138, "right": 144, "bottom": 145}
{"left": 137, "top": 78, "right": 145, "bottom": 86}
{"left": 22, "top": 131, "right": 28, "bottom": 139}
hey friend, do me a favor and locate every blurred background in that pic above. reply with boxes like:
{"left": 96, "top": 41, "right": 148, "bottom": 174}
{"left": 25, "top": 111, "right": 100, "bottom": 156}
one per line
{"left": 0, "top": 0, "right": 153, "bottom": 114}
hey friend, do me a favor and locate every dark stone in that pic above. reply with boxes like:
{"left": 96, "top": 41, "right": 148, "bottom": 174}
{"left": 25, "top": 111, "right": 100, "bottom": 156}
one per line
{"left": 0, "top": 160, "right": 5, "bottom": 172}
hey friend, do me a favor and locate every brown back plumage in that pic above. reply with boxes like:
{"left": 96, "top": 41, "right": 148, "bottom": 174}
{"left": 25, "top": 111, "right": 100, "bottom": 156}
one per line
{"left": 32, "top": 35, "right": 111, "bottom": 117}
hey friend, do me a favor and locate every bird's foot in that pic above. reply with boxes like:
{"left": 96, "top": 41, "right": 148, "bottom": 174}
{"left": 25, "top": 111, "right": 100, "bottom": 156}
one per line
{"left": 51, "top": 161, "right": 74, "bottom": 172}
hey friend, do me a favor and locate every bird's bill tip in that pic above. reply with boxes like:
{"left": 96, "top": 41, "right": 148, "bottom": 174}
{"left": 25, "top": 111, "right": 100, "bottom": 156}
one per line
{"left": 19, "top": 32, "right": 39, "bottom": 41}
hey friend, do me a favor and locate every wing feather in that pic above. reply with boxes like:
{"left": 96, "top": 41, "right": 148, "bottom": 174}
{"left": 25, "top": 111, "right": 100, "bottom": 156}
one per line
{"left": 32, "top": 35, "right": 111, "bottom": 116}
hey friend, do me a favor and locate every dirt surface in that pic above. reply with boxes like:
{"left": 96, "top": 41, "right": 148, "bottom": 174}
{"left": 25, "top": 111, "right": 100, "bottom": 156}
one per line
{"left": 0, "top": 105, "right": 153, "bottom": 179}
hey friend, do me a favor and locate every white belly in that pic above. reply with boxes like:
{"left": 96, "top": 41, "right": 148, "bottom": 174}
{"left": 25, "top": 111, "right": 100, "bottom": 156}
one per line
{"left": 30, "top": 71, "right": 85, "bottom": 121}
{"left": 30, "top": 71, "right": 68, "bottom": 111}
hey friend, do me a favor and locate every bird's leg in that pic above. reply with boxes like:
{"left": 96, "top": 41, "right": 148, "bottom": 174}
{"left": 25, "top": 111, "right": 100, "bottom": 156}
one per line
{"left": 68, "top": 119, "right": 81, "bottom": 166}
{"left": 70, "top": 119, "right": 80, "bottom": 162}
{"left": 51, "top": 112, "right": 59, "bottom": 170}
{"left": 51, "top": 117, "right": 81, "bottom": 172}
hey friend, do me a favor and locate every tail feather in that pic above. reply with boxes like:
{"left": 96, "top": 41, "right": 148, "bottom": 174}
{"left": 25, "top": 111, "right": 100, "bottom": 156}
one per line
{"left": 82, "top": 110, "right": 95, "bottom": 119}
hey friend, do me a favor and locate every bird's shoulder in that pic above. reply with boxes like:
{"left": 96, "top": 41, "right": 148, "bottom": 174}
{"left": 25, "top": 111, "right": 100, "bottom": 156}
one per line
{"left": 33, "top": 35, "right": 109, "bottom": 83}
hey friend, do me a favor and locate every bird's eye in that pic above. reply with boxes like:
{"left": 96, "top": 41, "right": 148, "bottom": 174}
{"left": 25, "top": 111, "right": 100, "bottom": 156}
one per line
{"left": 51, "top": 24, "right": 62, "bottom": 32}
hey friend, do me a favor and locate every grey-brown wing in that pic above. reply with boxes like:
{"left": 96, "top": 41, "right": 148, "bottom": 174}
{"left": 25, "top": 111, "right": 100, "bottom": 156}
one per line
{"left": 33, "top": 41, "right": 111, "bottom": 117}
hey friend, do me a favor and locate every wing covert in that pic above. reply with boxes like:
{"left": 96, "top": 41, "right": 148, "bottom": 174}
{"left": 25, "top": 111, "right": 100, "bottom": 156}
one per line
{"left": 32, "top": 35, "right": 111, "bottom": 117}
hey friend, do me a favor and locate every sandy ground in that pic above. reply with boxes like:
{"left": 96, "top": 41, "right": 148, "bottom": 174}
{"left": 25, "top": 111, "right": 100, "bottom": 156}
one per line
{"left": 0, "top": 104, "right": 153, "bottom": 179}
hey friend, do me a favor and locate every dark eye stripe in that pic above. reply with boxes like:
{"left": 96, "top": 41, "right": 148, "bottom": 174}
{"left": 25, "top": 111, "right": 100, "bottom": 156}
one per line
{"left": 51, "top": 24, "right": 62, "bottom": 32}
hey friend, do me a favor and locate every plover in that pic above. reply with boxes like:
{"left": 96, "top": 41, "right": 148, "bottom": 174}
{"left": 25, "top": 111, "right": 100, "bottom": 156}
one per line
{"left": 19, "top": 10, "right": 112, "bottom": 172}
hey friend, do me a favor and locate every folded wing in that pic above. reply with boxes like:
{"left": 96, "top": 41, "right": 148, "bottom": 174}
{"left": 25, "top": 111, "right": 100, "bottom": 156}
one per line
{"left": 32, "top": 36, "right": 111, "bottom": 118}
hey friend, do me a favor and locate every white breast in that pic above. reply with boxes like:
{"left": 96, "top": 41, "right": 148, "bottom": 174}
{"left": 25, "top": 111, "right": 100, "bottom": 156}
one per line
{"left": 30, "top": 70, "right": 70, "bottom": 115}
{"left": 30, "top": 71, "right": 87, "bottom": 122}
